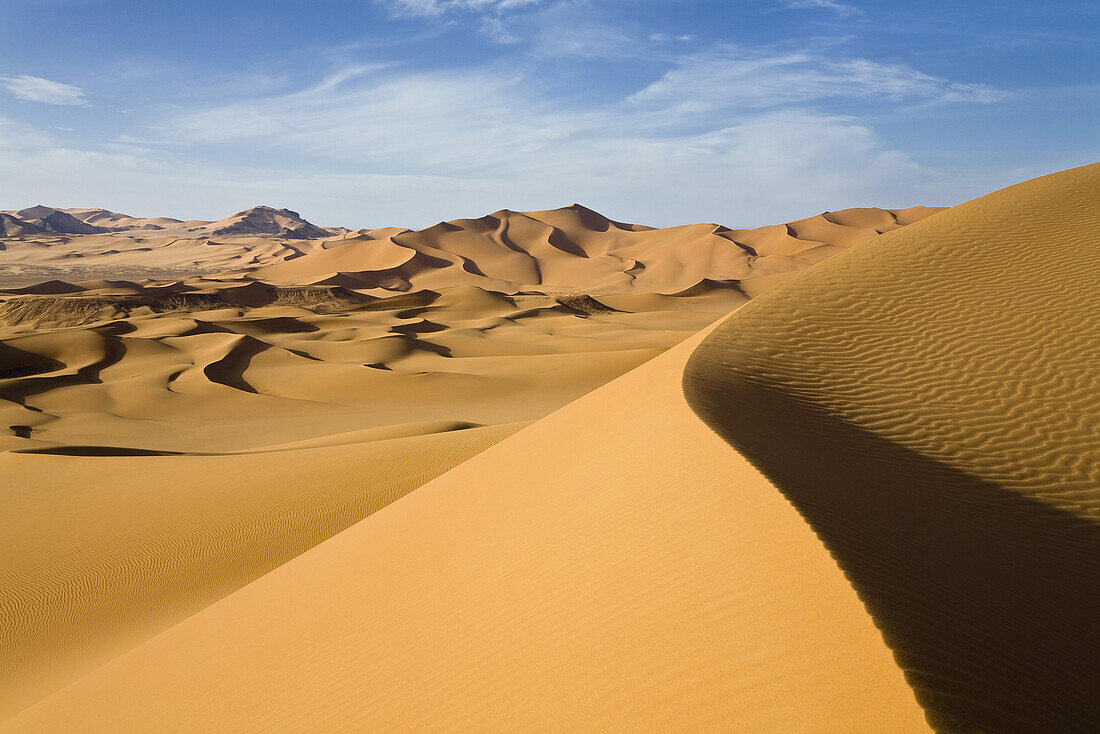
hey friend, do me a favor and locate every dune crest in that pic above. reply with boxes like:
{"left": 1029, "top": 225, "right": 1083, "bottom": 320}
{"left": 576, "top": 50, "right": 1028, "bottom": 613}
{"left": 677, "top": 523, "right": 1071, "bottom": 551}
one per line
{"left": 685, "top": 162, "right": 1100, "bottom": 731}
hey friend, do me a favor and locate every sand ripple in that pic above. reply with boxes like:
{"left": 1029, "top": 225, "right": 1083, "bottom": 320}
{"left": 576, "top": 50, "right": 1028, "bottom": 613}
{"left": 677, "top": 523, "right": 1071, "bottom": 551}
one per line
{"left": 685, "top": 162, "right": 1100, "bottom": 732}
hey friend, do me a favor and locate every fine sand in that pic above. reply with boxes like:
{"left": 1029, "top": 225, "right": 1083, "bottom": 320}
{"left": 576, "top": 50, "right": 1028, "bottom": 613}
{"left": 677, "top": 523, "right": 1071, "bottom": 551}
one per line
{"left": 1, "top": 171, "right": 1096, "bottom": 731}
{"left": 0, "top": 317, "right": 932, "bottom": 732}
{"left": 685, "top": 162, "right": 1100, "bottom": 732}
{"left": 1, "top": 203, "right": 931, "bottom": 720}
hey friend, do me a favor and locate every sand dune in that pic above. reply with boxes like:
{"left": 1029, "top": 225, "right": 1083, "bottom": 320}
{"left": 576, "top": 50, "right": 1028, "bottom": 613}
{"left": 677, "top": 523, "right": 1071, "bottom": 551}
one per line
{"left": 0, "top": 285, "right": 739, "bottom": 454}
{"left": 7, "top": 172, "right": 1094, "bottom": 732}
{"left": 0, "top": 201, "right": 937, "bottom": 455}
{"left": 684, "top": 162, "right": 1100, "bottom": 732}
{"left": 0, "top": 201, "right": 947, "bottom": 724}
{"left": 4, "top": 166, "right": 1094, "bottom": 732}
{"left": 253, "top": 204, "right": 938, "bottom": 294}
{"left": 62, "top": 208, "right": 184, "bottom": 231}
{"left": 0, "top": 281, "right": 740, "bottom": 718}
{"left": 0, "top": 316, "right": 931, "bottom": 732}
{"left": 0, "top": 422, "right": 522, "bottom": 719}
{"left": 0, "top": 203, "right": 940, "bottom": 291}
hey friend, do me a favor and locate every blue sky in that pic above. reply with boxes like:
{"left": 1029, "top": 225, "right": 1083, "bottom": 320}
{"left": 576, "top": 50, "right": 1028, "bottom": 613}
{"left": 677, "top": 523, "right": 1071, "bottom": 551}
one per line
{"left": 0, "top": 0, "right": 1097, "bottom": 228}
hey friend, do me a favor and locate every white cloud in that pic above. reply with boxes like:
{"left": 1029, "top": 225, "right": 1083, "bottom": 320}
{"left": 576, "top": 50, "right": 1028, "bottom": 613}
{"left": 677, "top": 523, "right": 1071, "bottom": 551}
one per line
{"left": 1, "top": 74, "right": 89, "bottom": 106}
{"left": 142, "top": 51, "right": 1014, "bottom": 226}
{"left": 0, "top": 104, "right": 1020, "bottom": 230}
{"left": 165, "top": 67, "right": 579, "bottom": 172}
{"left": 381, "top": 0, "right": 542, "bottom": 18}
{"left": 629, "top": 48, "right": 1008, "bottom": 113}
{"left": 380, "top": 0, "right": 644, "bottom": 54}
{"left": 781, "top": 0, "right": 863, "bottom": 18}
{"left": 492, "top": 0, "right": 641, "bottom": 56}
{"left": 0, "top": 43, "right": 1015, "bottom": 228}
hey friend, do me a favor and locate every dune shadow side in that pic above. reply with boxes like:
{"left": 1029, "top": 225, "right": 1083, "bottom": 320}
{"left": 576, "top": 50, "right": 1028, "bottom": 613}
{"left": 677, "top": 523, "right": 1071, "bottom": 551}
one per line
{"left": 682, "top": 358, "right": 1100, "bottom": 733}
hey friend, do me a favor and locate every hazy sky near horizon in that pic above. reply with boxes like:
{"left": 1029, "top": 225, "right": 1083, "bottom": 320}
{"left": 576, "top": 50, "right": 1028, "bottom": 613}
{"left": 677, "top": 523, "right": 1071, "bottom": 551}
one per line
{"left": 0, "top": 0, "right": 1097, "bottom": 228}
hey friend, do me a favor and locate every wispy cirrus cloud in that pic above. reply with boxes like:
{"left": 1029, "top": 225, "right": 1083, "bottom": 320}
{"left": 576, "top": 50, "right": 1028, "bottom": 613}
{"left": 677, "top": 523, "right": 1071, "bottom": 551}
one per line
{"left": 780, "top": 0, "right": 863, "bottom": 18}
{"left": 142, "top": 43, "right": 1014, "bottom": 226}
{"left": 629, "top": 48, "right": 1008, "bottom": 114}
{"left": 380, "top": 0, "right": 543, "bottom": 17}
{"left": 1, "top": 74, "right": 89, "bottom": 106}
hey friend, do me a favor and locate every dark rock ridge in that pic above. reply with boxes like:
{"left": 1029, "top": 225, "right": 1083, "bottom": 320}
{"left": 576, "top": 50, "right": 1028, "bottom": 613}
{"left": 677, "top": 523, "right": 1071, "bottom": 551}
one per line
{"left": 15, "top": 206, "right": 105, "bottom": 235}
{"left": 0, "top": 213, "right": 45, "bottom": 237}
{"left": 209, "top": 206, "right": 332, "bottom": 239}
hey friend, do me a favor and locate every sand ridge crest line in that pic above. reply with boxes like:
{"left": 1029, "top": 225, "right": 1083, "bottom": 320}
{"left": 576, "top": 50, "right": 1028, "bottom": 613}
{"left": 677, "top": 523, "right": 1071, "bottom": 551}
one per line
{"left": 683, "top": 161, "right": 1100, "bottom": 732}
{"left": 0, "top": 285, "right": 744, "bottom": 717}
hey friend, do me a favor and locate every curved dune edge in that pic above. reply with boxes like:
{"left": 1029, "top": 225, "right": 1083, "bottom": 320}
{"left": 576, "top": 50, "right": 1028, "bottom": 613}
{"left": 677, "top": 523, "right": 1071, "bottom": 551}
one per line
{"left": 684, "top": 163, "right": 1100, "bottom": 732}
{"left": 1, "top": 316, "right": 930, "bottom": 731}
{"left": 0, "top": 422, "right": 523, "bottom": 720}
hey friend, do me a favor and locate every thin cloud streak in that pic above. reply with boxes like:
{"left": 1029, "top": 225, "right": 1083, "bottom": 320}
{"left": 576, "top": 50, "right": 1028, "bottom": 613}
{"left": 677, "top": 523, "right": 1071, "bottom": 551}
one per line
{"left": 134, "top": 45, "right": 1014, "bottom": 225}
{"left": 780, "top": 0, "right": 863, "bottom": 19}
{"left": 380, "top": 0, "right": 543, "bottom": 18}
{"left": 629, "top": 47, "right": 1008, "bottom": 113}
{"left": 1, "top": 74, "right": 89, "bottom": 106}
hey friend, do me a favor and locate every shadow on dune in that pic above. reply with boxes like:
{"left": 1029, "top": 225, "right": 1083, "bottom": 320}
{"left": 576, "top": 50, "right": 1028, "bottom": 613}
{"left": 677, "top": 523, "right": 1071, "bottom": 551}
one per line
{"left": 0, "top": 336, "right": 127, "bottom": 407}
{"left": 0, "top": 342, "right": 65, "bottom": 380}
{"left": 683, "top": 365, "right": 1100, "bottom": 733}
{"left": 13, "top": 445, "right": 185, "bottom": 456}
{"left": 202, "top": 336, "right": 270, "bottom": 393}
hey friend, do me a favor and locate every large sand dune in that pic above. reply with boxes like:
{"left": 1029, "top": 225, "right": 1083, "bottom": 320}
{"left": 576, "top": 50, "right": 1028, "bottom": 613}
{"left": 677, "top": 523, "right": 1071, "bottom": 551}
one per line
{"left": 2, "top": 169, "right": 1095, "bottom": 731}
{"left": 0, "top": 286, "right": 736, "bottom": 718}
{"left": 0, "top": 315, "right": 932, "bottom": 733}
{"left": 685, "top": 162, "right": 1100, "bottom": 732}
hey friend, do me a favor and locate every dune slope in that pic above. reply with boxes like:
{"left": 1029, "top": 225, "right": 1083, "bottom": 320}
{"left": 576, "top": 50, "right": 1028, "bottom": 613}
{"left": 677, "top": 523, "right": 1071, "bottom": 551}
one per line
{"left": 0, "top": 423, "right": 522, "bottom": 719}
{"left": 685, "top": 162, "right": 1100, "bottom": 732}
{"left": 1, "top": 318, "right": 930, "bottom": 731}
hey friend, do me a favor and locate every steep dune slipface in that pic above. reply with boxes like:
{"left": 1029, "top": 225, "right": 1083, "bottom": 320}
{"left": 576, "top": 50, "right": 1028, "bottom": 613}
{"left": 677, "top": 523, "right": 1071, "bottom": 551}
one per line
{"left": 684, "top": 163, "right": 1100, "bottom": 732}
{"left": 1, "top": 319, "right": 930, "bottom": 732}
